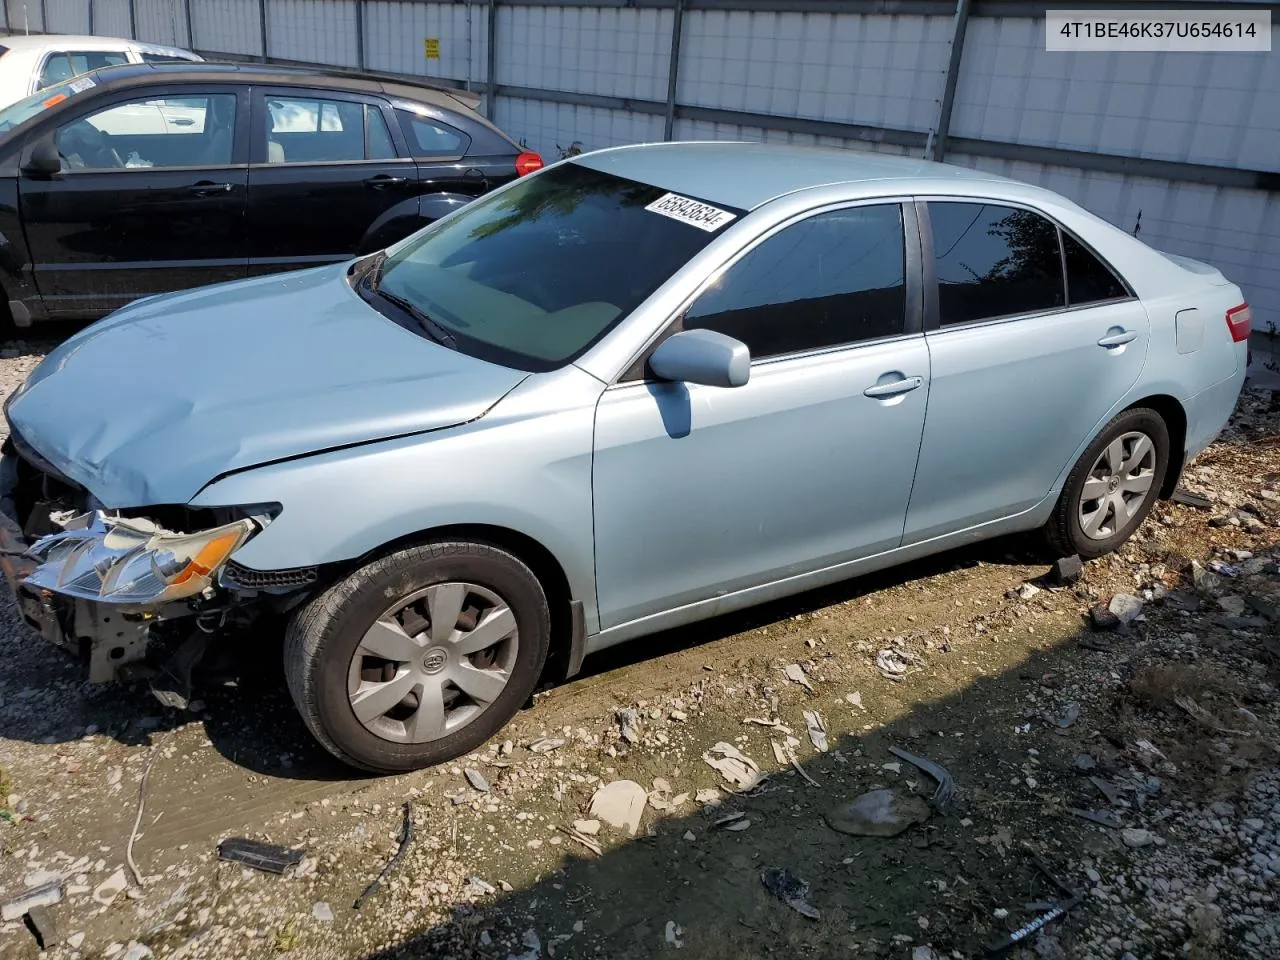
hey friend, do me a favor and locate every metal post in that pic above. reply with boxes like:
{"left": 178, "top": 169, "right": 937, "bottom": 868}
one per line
{"left": 128, "top": 0, "right": 137, "bottom": 38}
{"left": 485, "top": 0, "right": 498, "bottom": 120}
{"left": 930, "top": 0, "right": 970, "bottom": 162}
{"left": 40, "top": 0, "right": 47, "bottom": 32}
{"left": 663, "top": 0, "right": 685, "bottom": 141}
{"left": 259, "top": 0, "right": 269, "bottom": 61}
{"left": 88, "top": 0, "right": 94, "bottom": 35}
{"left": 183, "top": 0, "right": 194, "bottom": 48}
{"left": 355, "top": 0, "right": 366, "bottom": 70}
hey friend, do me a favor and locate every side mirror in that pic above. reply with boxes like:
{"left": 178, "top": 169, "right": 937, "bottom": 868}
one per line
{"left": 22, "top": 137, "right": 61, "bottom": 178}
{"left": 649, "top": 329, "right": 750, "bottom": 388}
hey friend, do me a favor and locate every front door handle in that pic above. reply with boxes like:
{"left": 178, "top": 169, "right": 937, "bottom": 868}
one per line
{"left": 365, "top": 175, "right": 409, "bottom": 189}
{"left": 863, "top": 376, "right": 923, "bottom": 399}
{"left": 187, "top": 181, "right": 233, "bottom": 196}
{"left": 1097, "top": 329, "right": 1138, "bottom": 347}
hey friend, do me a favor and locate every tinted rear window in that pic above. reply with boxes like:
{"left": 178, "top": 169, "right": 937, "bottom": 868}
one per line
{"left": 371, "top": 163, "right": 744, "bottom": 370}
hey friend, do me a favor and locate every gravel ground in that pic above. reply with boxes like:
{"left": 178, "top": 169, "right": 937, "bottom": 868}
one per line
{"left": 0, "top": 341, "right": 1277, "bottom": 960}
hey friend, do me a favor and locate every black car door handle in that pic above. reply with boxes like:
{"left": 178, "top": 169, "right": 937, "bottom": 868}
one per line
{"left": 187, "top": 181, "right": 233, "bottom": 197}
{"left": 365, "top": 175, "right": 409, "bottom": 189}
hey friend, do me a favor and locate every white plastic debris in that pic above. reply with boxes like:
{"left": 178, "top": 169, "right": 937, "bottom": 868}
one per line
{"left": 588, "top": 780, "right": 647, "bottom": 836}
{"left": 702, "top": 742, "right": 763, "bottom": 790}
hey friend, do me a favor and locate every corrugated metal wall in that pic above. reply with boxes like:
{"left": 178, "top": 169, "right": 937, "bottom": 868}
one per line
{"left": 0, "top": 0, "right": 1276, "bottom": 330}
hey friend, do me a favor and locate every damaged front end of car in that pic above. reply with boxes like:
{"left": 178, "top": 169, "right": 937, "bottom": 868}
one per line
{"left": 0, "top": 430, "right": 315, "bottom": 704}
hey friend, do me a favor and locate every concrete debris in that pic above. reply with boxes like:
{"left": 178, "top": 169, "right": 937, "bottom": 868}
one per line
{"left": 876, "top": 648, "right": 910, "bottom": 678}
{"left": 845, "top": 691, "right": 864, "bottom": 710}
{"left": 615, "top": 709, "right": 641, "bottom": 744}
{"left": 464, "top": 768, "right": 490, "bottom": 792}
{"left": 803, "top": 710, "right": 828, "bottom": 752}
{"left": 588, "top": 780, "right": 647, "bottom": 835}
{"left": 760, "top": 867, "right": 820, "bottom": 920}
{"left": 1121, "top": 828, "right": 1155, "bottom": 848}
{"left": 1108, "top": 593, "right": 1144, "bottom": 624}
{"left": 92, "top": 868, "right": 128, "bottom": 906}
{"left": 783, "top": 663, "right": 814, "bottom": 692}
{"left": 1089, "top": 604, "right": 1122, "bottom": 631}
{"left": 1016, "top": 582, "right": 1041, "bottom": 600}
{"left": 665, "top": 920, "right": 683, "bottom": 948}
{"left": 694, "top": 788, "right": 722, "bottom": 805}
{"left": 464, "top": 877, "right": 496, "bottom": 896}
{"left": 1051, "top": 554, "right": 1084, "bottom": 585}
{"left": 1057, "top": 701, "right": 1081, "bottom": 728}
{"left": 1, "top": 878, "right": 63, "bottom": 921}
{"left": 702, "top": 742, "right": 763, "bottom": 790}
{"left": 826, "top": 788, "right": 931, "bottom": 837}
{"left": 1218, "top": 595, "right": 1246, "bottom": 616}
{"left": 572, "top": 819, "right": 600, "bottom": 836}
{"left": 67, "top": 932, "right": 85, "bottom": 950}
{"left": 26, "top": 903, "right": 62, "bottom": 948}
{"left": 312, "top": 901, "right": 333, "bottom": 922}
{"left": 122, "top": 944, "right": 154, "bottom": 960}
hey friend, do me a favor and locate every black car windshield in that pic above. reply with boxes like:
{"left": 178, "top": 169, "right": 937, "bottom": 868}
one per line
{"left": 0, "top": 74, "right": 96, "bottom": 133}
{"left": 371, "top": 162, "right": 744, "bottom": 371}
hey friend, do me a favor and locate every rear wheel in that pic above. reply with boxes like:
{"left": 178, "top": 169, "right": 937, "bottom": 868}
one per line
{"left": 284, "top": 540, "right": 549, "bottom": 772}
{"left": 1044, "top": 407, "right": 1169, "bottom": 560}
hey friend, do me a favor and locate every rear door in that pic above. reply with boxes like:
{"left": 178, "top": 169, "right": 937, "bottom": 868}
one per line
{"left": 245, "top": 87, "right": 420, "bottom": 276}
{"left": 18, "top": 84, "right": 249, "bottom": 318}
{"left": 903, "top": 199, "right": 1150, "bottom": 543}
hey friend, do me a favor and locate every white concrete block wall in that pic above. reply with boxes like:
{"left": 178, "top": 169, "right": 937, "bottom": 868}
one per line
{"left": 135, "top": 0, "right": 191, "bottom": 46}
{"left": 497, "top": 6, "right": 671, "bottom": 101}
{"left": 954, "top": 18, "right": 1280, "bottom": 174}
{"left": 679, "top": 11, "right": 950, "bottom": 134}
{"left": 364, "top": 1, "right": 487, "bottom": 86}
{"left": 267, "top": 0, "right": 358, "bottom": 66}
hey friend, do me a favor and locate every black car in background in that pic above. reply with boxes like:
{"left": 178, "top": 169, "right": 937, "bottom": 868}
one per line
{"left": 0, "top": 61, "right": 542, "bottom": 329}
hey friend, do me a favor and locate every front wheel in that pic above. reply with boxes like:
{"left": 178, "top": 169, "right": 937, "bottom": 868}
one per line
{"left": 284, "top": 541, "right": 550, "bottom": 772}
{"left": 1043, "top": 407, "right": 1170, "bottom": 560}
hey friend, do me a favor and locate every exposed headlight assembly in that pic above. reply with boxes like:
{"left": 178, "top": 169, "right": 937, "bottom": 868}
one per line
{"left": 23, "top": 510, "right": 259, "bottom": 605}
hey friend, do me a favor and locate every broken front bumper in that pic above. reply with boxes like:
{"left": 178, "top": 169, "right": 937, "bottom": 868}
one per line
{"left": 0, "top": 510, "right": 166, "bottom": 681}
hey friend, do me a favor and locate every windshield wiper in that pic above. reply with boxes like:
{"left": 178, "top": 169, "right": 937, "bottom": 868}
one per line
{"left": 372, "top": 285, "right": 457, "bottom": 349}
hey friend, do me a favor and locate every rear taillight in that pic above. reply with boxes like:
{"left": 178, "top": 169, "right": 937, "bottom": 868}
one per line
{"left": 1226, "top": 303, "right": 1251, "bottom": 342}
{"left": 515, "top": 152, "right": 544, "bottom": 177}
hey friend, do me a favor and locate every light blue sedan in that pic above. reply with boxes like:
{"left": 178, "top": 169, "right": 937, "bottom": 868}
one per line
{"left": 0, "top": 143, "right": 1250, "bottom": 771}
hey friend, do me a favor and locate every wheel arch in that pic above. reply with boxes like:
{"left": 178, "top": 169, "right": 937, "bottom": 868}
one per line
{"left": 1124, "top": 394, "right": 1187, "bottom": 498}
{"left": 355, "top": 522, "right": 582, "bottom": 684}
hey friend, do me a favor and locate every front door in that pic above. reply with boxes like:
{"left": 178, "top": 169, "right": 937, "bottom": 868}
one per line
{"left": 19, "top": 87, "right": 248, "bottom": 318}
{"left": 903, "top": 199, "right": 1151, "bottom": 543}
{"left": 592, "top": 202, "right": 931, "bottom": 629}
{"left": 245, "top": 88, "right": 420, "bottom": 276}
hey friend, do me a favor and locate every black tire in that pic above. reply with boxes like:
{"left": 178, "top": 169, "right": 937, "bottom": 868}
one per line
{"left": 284, "top": 540, "right": 550, "bottom": 773}
{"left": 1044, "top": 407, "right": 1170, "bottom": 560}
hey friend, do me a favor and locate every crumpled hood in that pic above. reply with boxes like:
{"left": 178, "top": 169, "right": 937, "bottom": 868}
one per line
{"left": 6, "top": 263, "right": 528, "bottom": 506}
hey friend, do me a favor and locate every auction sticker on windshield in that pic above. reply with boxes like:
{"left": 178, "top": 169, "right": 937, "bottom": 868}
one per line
{"left": 67, "top": 75, "right": 97, "bottom": 93}
{"left": 644, "top": 193, "right": 737, "bottom": 232}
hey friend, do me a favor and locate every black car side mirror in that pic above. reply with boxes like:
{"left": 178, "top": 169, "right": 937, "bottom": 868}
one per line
{"left": 22, "top": 138, "right": 62, "bottom": 179}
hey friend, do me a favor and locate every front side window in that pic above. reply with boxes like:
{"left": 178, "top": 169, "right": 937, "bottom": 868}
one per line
{"left": 683, "top": 204, "right": 906, "bottom": 359}
{"left": 929, "top": 202, "right": 1064, "bottom": 326}
{"left": 37, "top": 50, "right": 129, "bottom": 90}
{"left": 367, "top": 163, "right": 743, "bottom": 370}
{"left": 265, "top": 97, "right": 389, "bottom": 163}
{"left": 56, "top": 93, "right": 236, "bottom": 170}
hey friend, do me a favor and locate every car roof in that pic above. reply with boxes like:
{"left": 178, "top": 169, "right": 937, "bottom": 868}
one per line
{"left": 0, "top": 33, "right": 188, "bottom": 54}
{"left": 572, "top": 141, "right": 1018, "bottom": 211}
{"left": 80, "top": 60, "right": 485, "bottom": 116}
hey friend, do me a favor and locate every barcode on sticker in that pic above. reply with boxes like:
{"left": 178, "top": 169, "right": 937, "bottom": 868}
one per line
{"left": 644, "top": 193, "right": 736, "bottom": 232}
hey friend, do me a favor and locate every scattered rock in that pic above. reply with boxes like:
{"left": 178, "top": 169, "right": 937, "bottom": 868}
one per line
{"left": 664, "top": 920, "right": 683, "bottom": 948}
{"left": 572, "top": 819, "right": 600, "bottom": 836}
{"left": 876, "top": 649, "right": 910, "bottom": 677}
{"left": 845, "top": 691, "right": 864, "bottom": 710}
{"left": 1016, "top": 582, "right": 1041, "bottom": 600}
{"left": 912, "top": 948, "right": 944, "bottom": 960}
{"left": 67, "top": 932, "right": 85, "bottom": 950}
{"left": 1051, "top": 554, "right": 1084, "bottom": 585}
{"left": 1089, "top": 604, "right": 1122, "bottom": 631}
{"left": 588, "top": 780, "right": 647, "bottom": 836}
{"left": 26, "top": 904, "right": 61, "bottom": 948}
{"left": 1122, "top": 828, "right": 1154, "bottom": 848}
{"left": 528, "top": 737, "right": 565, "bottom": 754}
{"left": 826, "top": 789, "right": 931, "bottom": 838}
{"left": 1056, "top": 701, "right": 1081, "bottom": 728}
{"left": 1108, "top": 593, "right": 1144, "bottom": 624}
{"left": 1074, "top": 754, "right": 1097, "bottom": 772}
{"left": 465, "top": 768, "right": 490, "bottom": 793}
{"left": 615, "top": 709, "right": 640, "bottom": 744}
{"left": 312, "top": 901, "right": 333, "bottom": 922}
{"left": 1191, "top": 560, "right": 1223, "bottom": 595}
{"left": 760, "top": 867, "right": 820, "bottom": 920}
{"left": 1218, "top": 595, "right": 1247, "bottom": 616}
{"left": 122, "top": 945, "right": 154, "bottom": 960}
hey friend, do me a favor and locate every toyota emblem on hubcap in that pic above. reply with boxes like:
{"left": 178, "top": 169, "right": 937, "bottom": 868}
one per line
{"left": 422, "top": 648, "right": 448, "bottom": 674}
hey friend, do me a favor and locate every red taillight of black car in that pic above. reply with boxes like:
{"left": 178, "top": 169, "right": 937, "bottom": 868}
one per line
{"left": 515, "top": 152, "right": 544, "bottom": 176}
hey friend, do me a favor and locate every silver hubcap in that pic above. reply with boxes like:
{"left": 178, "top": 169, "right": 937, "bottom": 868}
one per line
{"left": 346, "top": 582, "right": 518, "bottom": 744}
{"left": 1078, "top": 430, "right": 1157, "bottom": 540}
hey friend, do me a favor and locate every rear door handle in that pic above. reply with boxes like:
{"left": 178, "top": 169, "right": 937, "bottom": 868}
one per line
{"left": 1097, "top": 330, "right": 1138, "bottom": 347}
{"left": 365, "top": 175, "right": 409, "bottom": 189}
{"left": 863, "top": 376, "right": 923, "bottom": 399}
{"left": 187, "top": 181, "right": 233, "bottom": 196}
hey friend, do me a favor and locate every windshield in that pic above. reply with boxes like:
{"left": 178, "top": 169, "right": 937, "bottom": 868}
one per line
{"left": 369, "top": 163, "right": 744, "bottom": 371}
{"left": 0, "top": 74, "right": 98, "bottom": 133}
